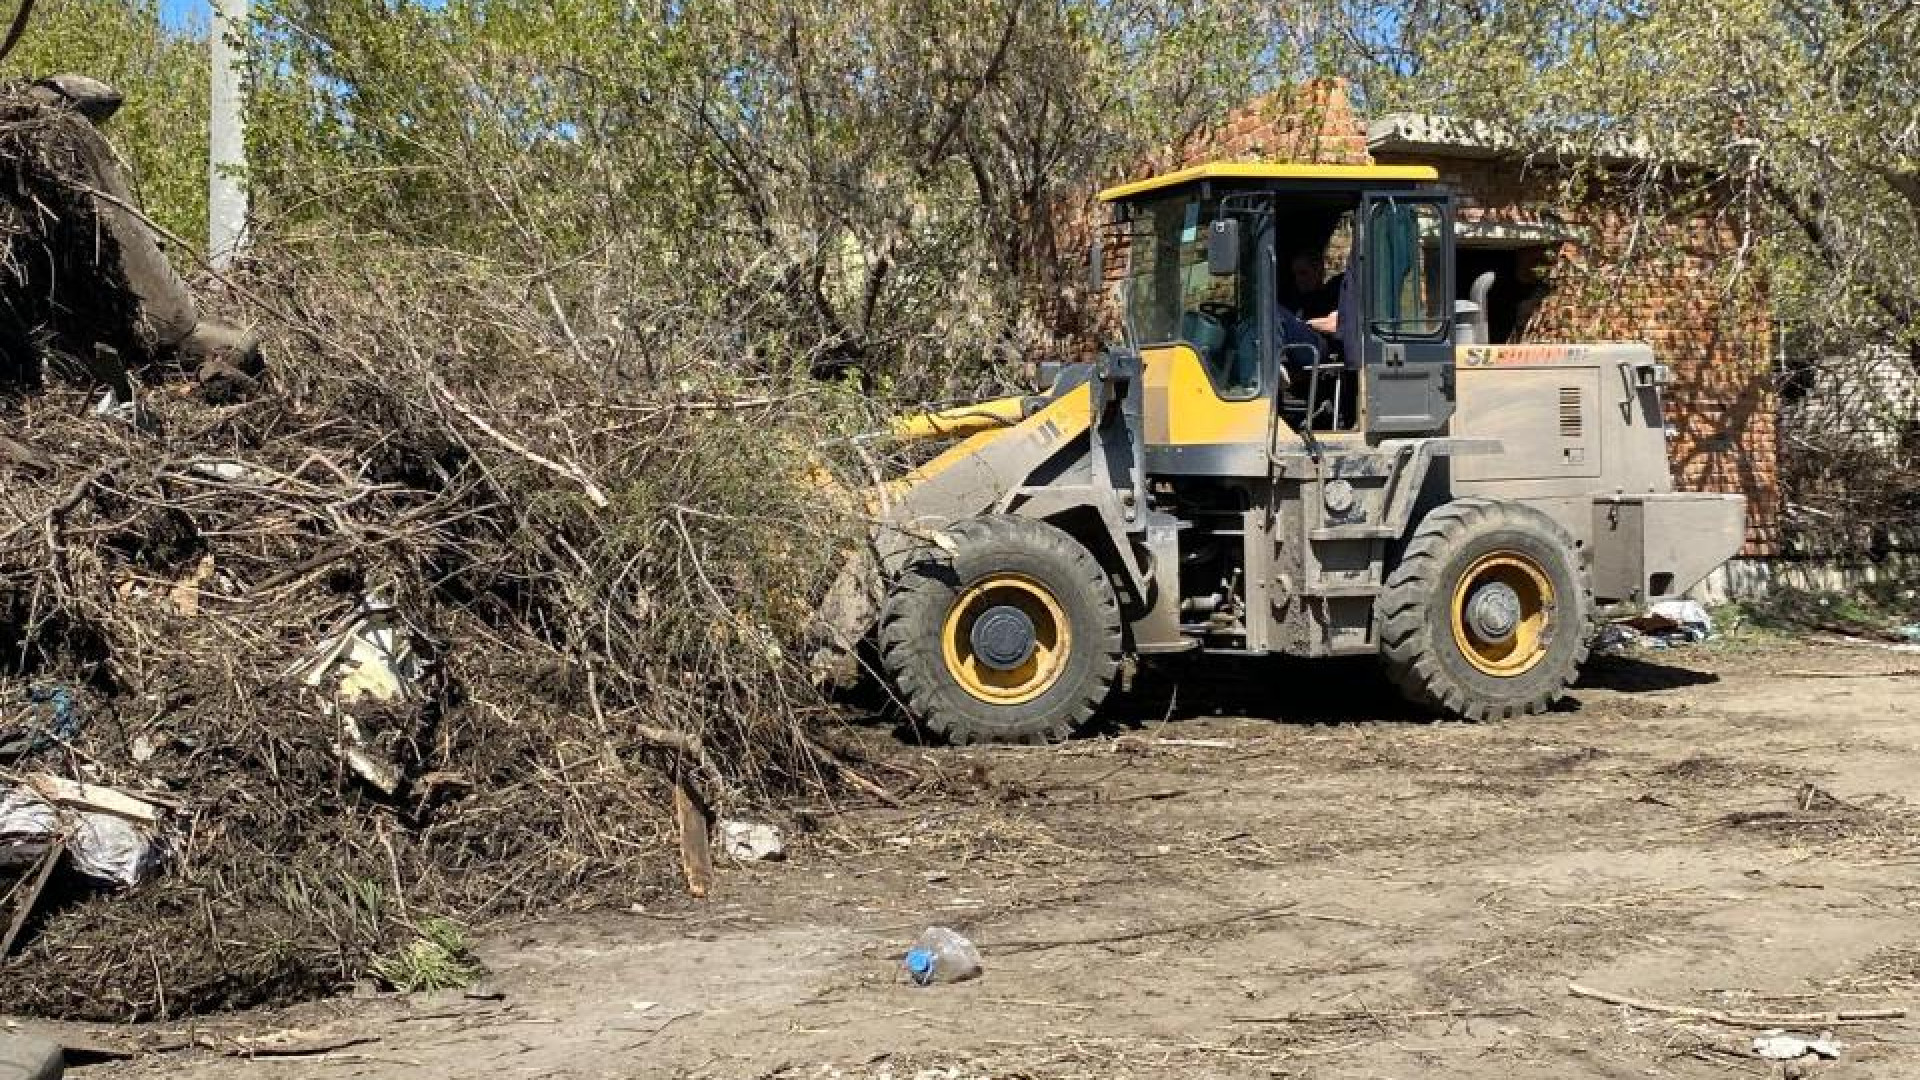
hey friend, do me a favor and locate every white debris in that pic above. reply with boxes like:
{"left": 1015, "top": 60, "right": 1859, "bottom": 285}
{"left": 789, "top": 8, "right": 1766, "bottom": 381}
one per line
{"left": 93, "top": 385, "right": 137, "bottom": 422}
{"left": 1644, "top": 599, "right": 1714, "bottom": 639}
{"left": 717, "top": 820, "right": 786, "bottom": 861}
{"left": 187, "top": 461, "right": 257, "bottom": 482}
{"left": 69, "top": 809, "right": 169, "bottom": 887}
{"left": 0, "top": 783, "right": 171, "bottom": 886}
{"left": 338, "top": 716, "right": 403, "bottom": 795}
{"left": 1627, "top": 599, "right": 1716, "bottom": 647}
{"left": 300, "top": 603, "right": 423, "bottom": 794}
{"left": 302, "top": 605, "right": 423, "bottom": 705}
{"left": 0, "top": 786, "right": 60, "bottom": 868}
{"left": 1752, "top": 1030, "right": 1842, "bottom": 1061}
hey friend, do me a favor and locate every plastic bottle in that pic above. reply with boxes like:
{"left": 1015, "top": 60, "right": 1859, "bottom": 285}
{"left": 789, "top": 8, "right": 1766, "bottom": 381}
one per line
{"left": 902, "top": 926, "right": 983, "bottom": 986}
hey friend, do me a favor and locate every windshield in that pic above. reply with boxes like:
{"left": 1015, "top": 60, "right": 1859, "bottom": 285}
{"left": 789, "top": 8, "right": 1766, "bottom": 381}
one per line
{"left": 1122, "top": 194, "right": 1259, "bottom": 398}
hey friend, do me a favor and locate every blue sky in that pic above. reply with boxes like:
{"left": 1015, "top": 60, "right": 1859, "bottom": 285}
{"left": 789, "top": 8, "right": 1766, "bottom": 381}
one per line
{"left": 159, "top": 0, "right": 208, "bottom": 33}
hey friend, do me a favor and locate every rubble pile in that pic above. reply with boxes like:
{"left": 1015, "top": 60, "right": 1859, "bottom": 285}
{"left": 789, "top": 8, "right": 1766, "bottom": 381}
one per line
{"left": 0, "top": 79, "right": 854, "bottom": 1019}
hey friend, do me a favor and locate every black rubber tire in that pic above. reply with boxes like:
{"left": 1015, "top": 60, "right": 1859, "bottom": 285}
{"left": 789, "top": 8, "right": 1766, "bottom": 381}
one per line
{"left": 878, "top": 515, "right": 1122, "bottom": 744}
{"left": 1378, "top": 498, "right": 1592, "bottom": 721}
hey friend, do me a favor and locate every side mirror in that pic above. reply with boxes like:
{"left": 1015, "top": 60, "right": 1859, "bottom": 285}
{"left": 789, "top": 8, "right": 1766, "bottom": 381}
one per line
{"left": 1088, "top": 233, "right": 1105, "bottom": 293}
{"left": 1206, "top": 218, "right": 1240, "bottom": 276}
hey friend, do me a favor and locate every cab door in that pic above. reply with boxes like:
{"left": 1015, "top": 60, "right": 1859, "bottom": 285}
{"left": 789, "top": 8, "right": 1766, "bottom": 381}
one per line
{"left": 1356, "top": 192, "right": 1456, "bottom": 436}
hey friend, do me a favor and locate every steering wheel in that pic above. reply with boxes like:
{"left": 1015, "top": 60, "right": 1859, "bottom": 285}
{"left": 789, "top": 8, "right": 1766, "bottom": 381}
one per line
{"left": 1184, "top": 302, "right": 1240, "bottom": 351}
{"left": 1195, "top": 301, "right": 1240, "bottom": 326}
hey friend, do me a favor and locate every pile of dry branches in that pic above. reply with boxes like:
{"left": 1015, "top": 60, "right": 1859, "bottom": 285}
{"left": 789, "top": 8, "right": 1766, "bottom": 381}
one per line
{"left": 0, "top": 199, "right": 878, "bottom": 1016}
{"left": 1778, "top": 345, "right": 1920, "bottom": 557}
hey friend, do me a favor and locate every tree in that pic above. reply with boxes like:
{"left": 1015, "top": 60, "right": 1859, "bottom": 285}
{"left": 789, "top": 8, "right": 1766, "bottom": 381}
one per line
{"left": 0, "top": 0, "right": 209, "bottom": 249}
{"left": 1321, "top": 0, "right": 1917, "bottom": 361}
{"left": 244, "top": 0, "right": 1288, "bottom": 396}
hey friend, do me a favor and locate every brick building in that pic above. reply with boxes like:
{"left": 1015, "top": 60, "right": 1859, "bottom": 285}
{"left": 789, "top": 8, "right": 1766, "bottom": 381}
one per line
{"left": 1117, "top": 84, "right": 1779, "bottom": 553}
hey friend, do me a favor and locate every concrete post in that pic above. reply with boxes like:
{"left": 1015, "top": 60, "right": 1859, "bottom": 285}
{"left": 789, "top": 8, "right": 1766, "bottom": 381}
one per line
{"left": 208, "top": 0, "right": 248, "bottom": 267}
{"left": 0, "top": 1034, "right": 63, "bottom": 1080}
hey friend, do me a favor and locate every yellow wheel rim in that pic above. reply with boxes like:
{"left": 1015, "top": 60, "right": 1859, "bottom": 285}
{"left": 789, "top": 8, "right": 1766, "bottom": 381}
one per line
{"left": 1449, "top": 550, "right": 1554, "bottom": 678}
{"left": 941, "top": 573, "right": 1071, "bottom": 705}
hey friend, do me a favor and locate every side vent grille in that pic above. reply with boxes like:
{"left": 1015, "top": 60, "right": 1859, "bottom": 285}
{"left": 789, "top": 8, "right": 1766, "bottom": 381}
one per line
{"left": 1559, "top": 387, "right": 1583, "bottom": 439}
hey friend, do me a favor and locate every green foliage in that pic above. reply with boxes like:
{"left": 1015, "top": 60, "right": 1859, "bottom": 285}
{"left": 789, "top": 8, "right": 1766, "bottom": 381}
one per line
{"left": 244, "top": 0, "right": 1288, "bottom": 397}
{"left": 1309, "top": 0, "right": 1920, "bottom": 368}
{"left": 1724, "top": 584, "right": 1920, "bottom": 635}
{"left": 369, "top": 917, "right": 485, "bottom": 994}
{"left": 1699, "top": 602, "right": 1791, "bottom": 651}
{"left": 0, "top": 0, "right": 208, "bottom": 248}
{"left": 1288, "top": 0, "right": 1920, "bottom": 548}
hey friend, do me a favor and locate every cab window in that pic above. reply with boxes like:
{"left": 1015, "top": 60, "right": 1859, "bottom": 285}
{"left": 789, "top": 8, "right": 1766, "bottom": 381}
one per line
{"left": 1123, "top": 195, "right": 1258, "bottom": 399}
{"left": 1365, "top": 200, "right": 1449, "bottom": 340}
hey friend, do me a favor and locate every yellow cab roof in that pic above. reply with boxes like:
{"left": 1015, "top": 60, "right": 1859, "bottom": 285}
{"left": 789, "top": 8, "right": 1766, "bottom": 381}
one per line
{"left": 1096, "top": 162, "right": 1442, "bottom": 203}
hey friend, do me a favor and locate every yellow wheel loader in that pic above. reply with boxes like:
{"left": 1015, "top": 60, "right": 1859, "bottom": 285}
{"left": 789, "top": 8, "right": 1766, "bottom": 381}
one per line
{"left": 814, "top": 163, "right": 1746, "bottom": 743}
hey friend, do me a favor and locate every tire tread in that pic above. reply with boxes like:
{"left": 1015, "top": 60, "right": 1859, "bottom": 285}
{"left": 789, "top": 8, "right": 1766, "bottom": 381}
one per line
{"left": 1379, "top": 498, "right": 1593, "bottom": 722}
{"left": 878, "top": 516, "right": 1121, "bottom": 744}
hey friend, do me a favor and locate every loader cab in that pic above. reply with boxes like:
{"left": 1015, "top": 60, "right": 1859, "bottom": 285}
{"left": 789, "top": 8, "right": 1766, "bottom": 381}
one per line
{"left": 1097, "top": 164, "right": 1456, "bottom": 463}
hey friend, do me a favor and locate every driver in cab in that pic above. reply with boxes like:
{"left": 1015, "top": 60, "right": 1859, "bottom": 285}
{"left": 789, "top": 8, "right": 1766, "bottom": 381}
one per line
{"left": 1259, "top": 247, "right": 1342, "bottom": 393}
{"left": 1284, "top": 250, "right": 1342, "bottom": 340}
{"left": 1188, "top": 242, "right": 1343, "bottom": 399}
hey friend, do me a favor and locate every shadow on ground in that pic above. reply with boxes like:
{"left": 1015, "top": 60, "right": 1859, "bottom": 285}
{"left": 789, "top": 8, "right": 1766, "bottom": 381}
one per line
{"left": 1095, "top": 654, "right": 1431, "bottom": 732}
{"left": 858, "top": 648, "right": 1721, "bottom": 745}
{"left": 1575, "top": 652, "right": 1721, "bottom": 693}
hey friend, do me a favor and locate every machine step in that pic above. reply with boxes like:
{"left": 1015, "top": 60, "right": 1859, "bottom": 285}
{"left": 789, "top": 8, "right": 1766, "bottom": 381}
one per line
{"left": 1309, "top": 525, "right": 1401, "bottom": 540}
{"left": 1302, "top": 581, "right": 1383, "bottom": 598}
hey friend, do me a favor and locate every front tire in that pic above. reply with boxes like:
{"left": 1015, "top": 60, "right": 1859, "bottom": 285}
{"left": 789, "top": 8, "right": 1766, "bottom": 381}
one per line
{"left": 878, "top": 516, "right": 1122, "bottom": 744}
{"left": 1378, "top": 498, "right": 1592, "bottom": 721}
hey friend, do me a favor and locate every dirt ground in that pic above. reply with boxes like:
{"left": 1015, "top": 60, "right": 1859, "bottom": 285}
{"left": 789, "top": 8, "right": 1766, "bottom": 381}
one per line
{"left": 11, "top": 636, "right": 1920, "bottom": 1079}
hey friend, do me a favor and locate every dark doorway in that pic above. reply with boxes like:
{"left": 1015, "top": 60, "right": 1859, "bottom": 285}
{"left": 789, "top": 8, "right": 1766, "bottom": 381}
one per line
{"left": 1455, "top": 246, "right": 1549, "bottom": 344}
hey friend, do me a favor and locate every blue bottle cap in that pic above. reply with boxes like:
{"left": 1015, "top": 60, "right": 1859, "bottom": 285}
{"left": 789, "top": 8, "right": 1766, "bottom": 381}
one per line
{"left": 905, "top": 947, "right": 936, "bottom": 983}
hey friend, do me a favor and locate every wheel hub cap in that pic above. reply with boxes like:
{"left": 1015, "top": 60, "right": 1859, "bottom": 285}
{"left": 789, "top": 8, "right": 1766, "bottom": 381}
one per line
{"left": 1466, "top": 582, "right": 1522, "bottom": 643}
{"left": 970, "top": 605, "right": 1038, "bottom": 671}
{"left": 1448, "top": 550, "right": 1555, "bottom": 678}
{"left": 942, "top": 573, "right": 1072, "bottom": 706}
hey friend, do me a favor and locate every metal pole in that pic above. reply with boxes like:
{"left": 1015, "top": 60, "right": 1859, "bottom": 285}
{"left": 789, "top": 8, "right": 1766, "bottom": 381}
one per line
{"left": 208, "top": 0, "right": 247, "bottom": 267}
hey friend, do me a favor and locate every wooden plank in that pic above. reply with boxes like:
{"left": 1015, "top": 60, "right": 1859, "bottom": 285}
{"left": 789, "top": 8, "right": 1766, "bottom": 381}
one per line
{"left": 1568, "top": 981, "right": 1906, "bottom": 1026}
{"left": 672, "top": 780, "right": 713, "bottom": 899}
{"left": 231, "top": 1032, "right": 379, "bottom": 1058}
{"left": 1, "top": 839, "right": 62, "bottom": 956}
{"left": 24, "top": 773, "right": 160, "bottom": 823}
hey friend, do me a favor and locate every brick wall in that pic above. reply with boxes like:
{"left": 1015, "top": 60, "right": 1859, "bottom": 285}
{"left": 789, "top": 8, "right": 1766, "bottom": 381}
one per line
{"left": 1165, "top": 81, "right": 1373, "bottom": 168}
{"left": 1376, "top": 160, "right": 1780, "bottom": 555}
{"left": 1144, "top": 90, "right": 1782, "bottom": 554}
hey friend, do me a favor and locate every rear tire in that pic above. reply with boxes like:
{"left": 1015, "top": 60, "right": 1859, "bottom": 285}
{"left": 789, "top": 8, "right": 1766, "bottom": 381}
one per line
{"left": 878, "top": 516, "right": 1122, "bottom": 744}
{"left": 1378, "top": 498, "right": 1592, "bottom": 721}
